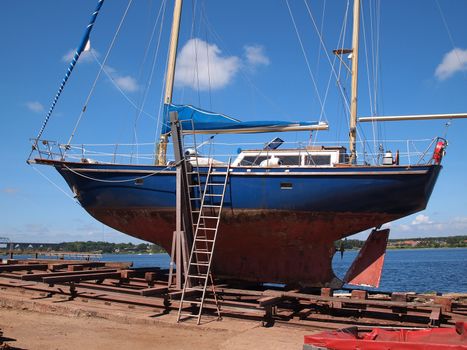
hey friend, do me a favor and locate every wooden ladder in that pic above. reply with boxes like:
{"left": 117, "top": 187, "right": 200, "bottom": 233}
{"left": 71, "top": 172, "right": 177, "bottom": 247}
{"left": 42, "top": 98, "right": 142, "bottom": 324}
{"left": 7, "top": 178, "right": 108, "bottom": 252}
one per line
{"left": 176, "top": 160, "right": 230, "bottom": 324}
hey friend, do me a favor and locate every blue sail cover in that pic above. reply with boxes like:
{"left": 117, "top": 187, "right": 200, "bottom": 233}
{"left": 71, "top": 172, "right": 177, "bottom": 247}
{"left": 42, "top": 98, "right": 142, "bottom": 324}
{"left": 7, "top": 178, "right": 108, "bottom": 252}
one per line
{"left": 161, "top": 104, "right": 327, "bottom": 135}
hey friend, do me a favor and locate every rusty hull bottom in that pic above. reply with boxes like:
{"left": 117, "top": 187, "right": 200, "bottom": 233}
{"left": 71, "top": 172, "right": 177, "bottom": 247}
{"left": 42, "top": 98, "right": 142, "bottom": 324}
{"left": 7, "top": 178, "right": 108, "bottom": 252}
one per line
{"left": 87, "top": 208, "right": 399, "bottom": 287}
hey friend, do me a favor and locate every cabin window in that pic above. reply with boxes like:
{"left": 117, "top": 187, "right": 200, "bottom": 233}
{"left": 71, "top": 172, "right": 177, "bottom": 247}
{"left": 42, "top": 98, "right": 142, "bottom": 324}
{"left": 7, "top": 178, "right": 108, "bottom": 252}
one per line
{"left": 240, "top": 156, "right": 268, "bottom": 166}
{"left": 305, "top": 155, "right": 331, "bottom": 166}
{"left": 280, "top": 182, "right": 293, "bottom": 190}
{"left": 240, "top": 155, "right": 301, "bottom": 166}
{"left": 278, "top": 156, "right": 301, "bottom": 166}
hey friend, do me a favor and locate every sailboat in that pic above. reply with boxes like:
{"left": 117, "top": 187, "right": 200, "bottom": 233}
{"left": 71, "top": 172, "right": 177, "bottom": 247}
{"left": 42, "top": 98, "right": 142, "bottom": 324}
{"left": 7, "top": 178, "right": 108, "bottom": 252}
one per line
{"left": 28, "top": 0, "right": 465, "bottom": 288}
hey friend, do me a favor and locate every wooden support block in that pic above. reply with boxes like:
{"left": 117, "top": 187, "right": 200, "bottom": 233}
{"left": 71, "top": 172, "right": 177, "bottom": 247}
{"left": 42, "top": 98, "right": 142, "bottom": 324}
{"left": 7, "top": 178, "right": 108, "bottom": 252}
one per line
{"left": 434, "top": 296, "right": 452, "bottom": 312}
{"left": 5, "top": 259, "right": 18, "bottom": 265}
{"left": 331, "top": 301, "right": 343, "bottom": 309}
{"left": 48, "top": 264, "right": 61, "bottom": 272}
{"left": 351, "top": 290, "right": 367, "bottom": 300}
{"left": 297, "top": 307, "right": 313, "bottom": 319}
{"left": 258, "top": 296, "right": 281, "bottom": 307}
{"left": 145, "top": 272, "right": 157, "bottom": 285}
{"left": 120, "top": 270, "right": 135, "bottom": 279}
{"left": 321, "top": 288, "right": 333, "bottom": 297}
{"left": 68, "top": 265, "right": 83, "bottom": 272}
{"left": 391, "top": 292, "right": 408, "bottom": 302}
{"left": 430, "top": 307, "right": 441, "bottom": 326}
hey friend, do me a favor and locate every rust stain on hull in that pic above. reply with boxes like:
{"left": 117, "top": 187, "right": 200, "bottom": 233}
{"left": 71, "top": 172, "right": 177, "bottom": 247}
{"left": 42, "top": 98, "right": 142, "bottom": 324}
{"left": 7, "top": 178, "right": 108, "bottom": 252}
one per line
{"left": 86, "top": 208, "right": 399, "bottom": 287}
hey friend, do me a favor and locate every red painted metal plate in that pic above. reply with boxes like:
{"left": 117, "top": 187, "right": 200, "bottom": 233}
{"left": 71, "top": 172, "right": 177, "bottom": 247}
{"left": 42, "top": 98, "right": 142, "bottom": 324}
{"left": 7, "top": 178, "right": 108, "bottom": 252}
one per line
{"left": 344, "top": 228, "right": 390, "bottom": 288}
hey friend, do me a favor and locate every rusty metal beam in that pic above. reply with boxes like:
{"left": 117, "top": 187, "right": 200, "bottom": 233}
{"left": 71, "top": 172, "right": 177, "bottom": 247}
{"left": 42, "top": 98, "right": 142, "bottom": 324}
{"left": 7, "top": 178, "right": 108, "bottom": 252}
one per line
{"left": 0, "top": 264, "right": 48, "bottom": 272}
{"left": 21, "top": 269, "right": 118, "bottom": 281}
{"left": 139, "top": 286, "right": 169, "bottom": 296}
{"left": 42, "top": 272, "right": 122, "bottom": 284}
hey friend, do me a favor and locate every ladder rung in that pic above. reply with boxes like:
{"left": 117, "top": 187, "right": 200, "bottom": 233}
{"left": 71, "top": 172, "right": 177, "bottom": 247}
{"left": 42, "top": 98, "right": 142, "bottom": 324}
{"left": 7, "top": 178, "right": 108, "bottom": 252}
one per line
{"left": 203, "top": 205, "right": 221, "bottom": 208}
{"left": 205, "top": 194, "right": 223, "bottom": 197}
{"left": 188, "top": 275, "right": 208, "bottom": 279}
{"left": 179, "top": 313, "right": 198, "bottom": 318}
{"left": 206, "top": 183, "right": 224, "bottom": 186}
{"left": 180, "top": 299, "right": 202, "bottom": 305}
{"left": 186, "top": 286, "right": 205, "bottom": 291}
{"left": 196, "top": 239, "right": 215, "bottom": 243}
{"left": 186, "top": 172, "right": 200, "bottom": 175}
{"left": 188, "top": 184, "right": 200, "bottom": 187}
{"left": 194, "top": 250, "right": 211, "bottom": 254}
{"left": 197, "top": 227, "right": 217, "bottom": 231}
{"left": 190, "top": 197, "right": 201, "bottom": 201}
{"left": 200, "top": 215, "right": 219, "bottom": 219}
{"left": 191, "top": 262, "right": 209, "bottom": 267}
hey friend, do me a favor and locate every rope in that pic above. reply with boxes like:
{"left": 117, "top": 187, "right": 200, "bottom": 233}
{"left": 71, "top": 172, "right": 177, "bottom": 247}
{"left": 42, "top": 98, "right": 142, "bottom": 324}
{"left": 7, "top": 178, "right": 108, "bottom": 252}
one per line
{"left": 66, "top": 0, "right": 134, "bottom": 148}
{"left": 62, "top": 161, "right": 180, "bottom": 184}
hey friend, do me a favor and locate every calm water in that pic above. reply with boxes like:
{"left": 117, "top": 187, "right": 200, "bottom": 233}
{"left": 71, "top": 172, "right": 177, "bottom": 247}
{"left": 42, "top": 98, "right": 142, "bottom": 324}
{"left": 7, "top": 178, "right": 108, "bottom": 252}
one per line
{"left": 4, "top": 248, "right": 466, "bottom": 293}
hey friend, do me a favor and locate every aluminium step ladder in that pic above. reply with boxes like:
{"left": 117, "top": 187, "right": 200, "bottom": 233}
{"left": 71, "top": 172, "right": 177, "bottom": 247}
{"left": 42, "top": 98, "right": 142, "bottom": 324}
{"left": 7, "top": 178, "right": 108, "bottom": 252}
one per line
{"left": 176, "top": 160, "right": 230, "bottom": 324}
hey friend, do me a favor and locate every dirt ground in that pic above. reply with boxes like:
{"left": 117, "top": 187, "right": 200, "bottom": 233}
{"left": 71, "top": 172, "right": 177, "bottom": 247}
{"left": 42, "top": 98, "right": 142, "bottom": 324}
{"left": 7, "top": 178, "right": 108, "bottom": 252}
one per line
{"left": 0, "top": 287, "right": 315, "bottom": 350}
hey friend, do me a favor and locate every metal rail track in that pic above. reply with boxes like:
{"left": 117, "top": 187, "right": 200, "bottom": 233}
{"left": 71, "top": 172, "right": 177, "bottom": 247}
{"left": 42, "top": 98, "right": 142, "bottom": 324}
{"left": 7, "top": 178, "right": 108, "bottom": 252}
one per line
{"left": 1, "top": 258, "right": 466, "bottom": 329}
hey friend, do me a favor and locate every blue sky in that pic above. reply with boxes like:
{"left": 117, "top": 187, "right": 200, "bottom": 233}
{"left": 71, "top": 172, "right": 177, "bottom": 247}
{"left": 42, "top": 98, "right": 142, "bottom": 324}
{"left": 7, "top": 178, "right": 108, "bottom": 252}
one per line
{"left": 1, "top": 0, "right": 466, "bottom": 243}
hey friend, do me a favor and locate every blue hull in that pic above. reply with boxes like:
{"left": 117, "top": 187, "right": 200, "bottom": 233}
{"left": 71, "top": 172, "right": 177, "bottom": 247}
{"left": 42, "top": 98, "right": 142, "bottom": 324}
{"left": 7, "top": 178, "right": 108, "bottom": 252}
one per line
{"left": 39, "top": 160, "right": 442, "bottom": 286}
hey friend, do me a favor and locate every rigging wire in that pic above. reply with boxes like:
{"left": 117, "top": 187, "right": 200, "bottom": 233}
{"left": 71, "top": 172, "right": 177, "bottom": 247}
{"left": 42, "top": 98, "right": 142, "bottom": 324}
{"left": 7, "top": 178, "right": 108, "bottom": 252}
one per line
{"left": 32, "top": 0, "right": 105, "bottom": 155}
{"left": 361, "top": 0, "right": 377, "bottom": 159}
{"left": 66, "top": 0, "right": 134, "bottom": 149}
{"left": 130, "top": 0, "right": 168, "bottom": 159}
{"left": 202, "top": 3, "right": 213, "bottom": 111}
{"left": 31, "top": 166, "right": 78, "bottom": 203}
{"left": 91, "top": 51, "right": 155, "bottom": 120}
{"left": 435, "top": 0, "right": 467, "bottom": 79}
{"left": 302, "top": 0, "right": 351, "bottom": 115}
{"left": 200, "top": 13, "right": 286, "bottom": 117}
{"left": 302, "top": 0, "right": 350, "bottom": 147}
{"left": 285, "top": 0, "right": 328, "bottom": 123}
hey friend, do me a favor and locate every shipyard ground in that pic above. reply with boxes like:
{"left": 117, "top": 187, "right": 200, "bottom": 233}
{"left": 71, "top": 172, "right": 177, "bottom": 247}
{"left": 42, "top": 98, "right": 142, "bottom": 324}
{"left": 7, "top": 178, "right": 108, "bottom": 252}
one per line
{"left": 1, "top": 258, "right": 466, "bottom": 349}
{"left": 0, "top": 287, "right": 310, "bottom": 350}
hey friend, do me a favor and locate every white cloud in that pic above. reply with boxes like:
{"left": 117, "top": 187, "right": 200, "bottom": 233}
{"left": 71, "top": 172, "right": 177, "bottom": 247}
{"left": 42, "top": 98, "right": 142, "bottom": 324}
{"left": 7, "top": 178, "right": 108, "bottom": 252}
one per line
{"left": 411, "top": 214, "right": 432, "bottom": 225}
{"left": 26, "top": 101, "right": 44, "bottom": 113}
{"left": 114, "top": 75, "right": 139, "bottom": 93}
{"left": 175, "top": 38, "right": 241, "bottom": 90}
{"left": 435, "top": 48, "right": 467, "bottom": 80}
{"left": 62, "top": 48, "right": 99, "bottom": 64}
{"left": 244, "top": 45, "right": 270, "bottom": 66}
{"left": 101, "top": 65, "right": 139, "bottom": 93}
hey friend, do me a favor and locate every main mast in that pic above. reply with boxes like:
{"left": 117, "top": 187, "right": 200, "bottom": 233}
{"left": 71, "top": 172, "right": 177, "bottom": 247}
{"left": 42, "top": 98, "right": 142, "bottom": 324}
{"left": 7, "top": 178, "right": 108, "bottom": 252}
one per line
{"left": 349, "top": 0, "right": 360, "bottom": 164}
{"left": 156, "top": 0, "right": 183, "bottom": 165}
